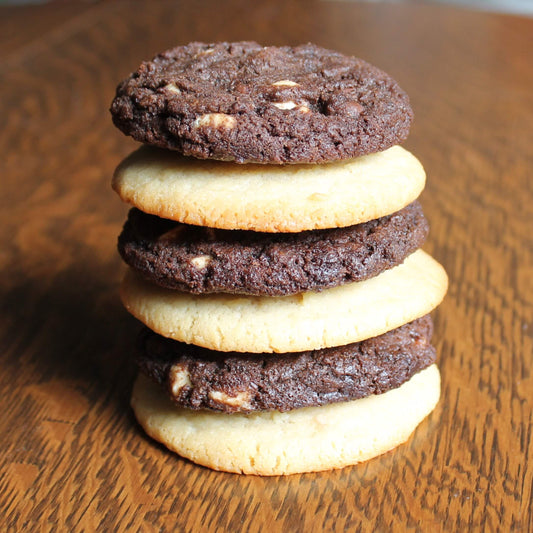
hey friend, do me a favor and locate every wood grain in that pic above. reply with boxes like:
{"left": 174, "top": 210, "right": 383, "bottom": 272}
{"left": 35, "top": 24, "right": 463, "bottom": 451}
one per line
{"left": 0, "top": 1, "right": 532, "bottom": 531}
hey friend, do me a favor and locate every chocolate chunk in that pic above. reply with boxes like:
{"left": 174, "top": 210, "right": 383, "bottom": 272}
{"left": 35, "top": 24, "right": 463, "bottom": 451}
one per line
{"left": 137, "top": 316, "right": 436, "bottom": 413}
{"left": 111, "top": 41, "right": 413, "bottom": 163}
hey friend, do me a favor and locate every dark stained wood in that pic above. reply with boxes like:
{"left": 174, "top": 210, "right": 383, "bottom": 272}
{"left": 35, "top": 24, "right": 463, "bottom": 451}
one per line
{"left": 1, "top": 1, "right": 532, "bottom": 530}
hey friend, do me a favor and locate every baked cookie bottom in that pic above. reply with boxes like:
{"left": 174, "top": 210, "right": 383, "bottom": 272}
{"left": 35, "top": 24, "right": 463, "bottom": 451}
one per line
{"left": 120, "top": 249, "right": 448, "bottom": 353}
{"left": 131, "top": 364, "right": 440, "bottom": 475}
{"left": 112, "top": 145, "right": 425, "bottom": 232}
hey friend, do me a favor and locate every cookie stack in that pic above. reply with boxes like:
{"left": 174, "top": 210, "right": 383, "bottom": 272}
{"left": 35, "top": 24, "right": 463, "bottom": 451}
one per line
{"left": 110, "top": 42, "right": 448, "bottom": 475}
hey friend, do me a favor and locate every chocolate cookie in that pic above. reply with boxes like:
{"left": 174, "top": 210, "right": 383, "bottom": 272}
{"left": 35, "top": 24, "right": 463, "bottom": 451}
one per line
{"left": 111, "top": 41, "right": 413, "bottom": 164}
{"left": 118, "top": 202, "right": 428, "bottom": 296}
{"left": 137, "top": 316, "right": 435, "bottom": 414}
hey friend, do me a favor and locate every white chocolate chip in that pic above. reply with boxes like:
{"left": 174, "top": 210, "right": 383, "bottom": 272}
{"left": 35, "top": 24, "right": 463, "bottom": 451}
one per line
{"left": 298, "top": 104, "right": 310, "bottom": 113}
{"left": 190, "top": 255, "right": 211, "bottom": 269}
{"left": 209, "top": 390, "right": 252, "bottom": 409}
{"left": 193, "top": 113, "right": 236, "bottom": 129}
{"left": 272, "top": 80, "right": 299, "bottom": 87}
{"left": 169, "top": 364, "right": 191, "bottom": 395}
{"left": 164, "top": 83, "right": 181, "bottom": 94}
{"left": 272, "top": 101, "right": 298, "bottom": 110}
{"left": 195, "top": 48, "right": 215, "bottom": 57}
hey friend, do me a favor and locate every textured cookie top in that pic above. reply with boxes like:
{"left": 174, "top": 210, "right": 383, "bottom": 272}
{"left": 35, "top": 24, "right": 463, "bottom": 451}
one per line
{"left": 137, "top": 316, "right": 436, "bottom": 413}
{"left": 118, "top": 202, "right": 428, "bottom": 296}
{"left": 111, "top": 41, "right": 413, "bottom": 163}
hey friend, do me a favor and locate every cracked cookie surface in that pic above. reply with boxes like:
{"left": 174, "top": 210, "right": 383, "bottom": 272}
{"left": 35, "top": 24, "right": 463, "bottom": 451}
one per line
{"left": 111, "top": 41, "right": 413, "bottom": 163}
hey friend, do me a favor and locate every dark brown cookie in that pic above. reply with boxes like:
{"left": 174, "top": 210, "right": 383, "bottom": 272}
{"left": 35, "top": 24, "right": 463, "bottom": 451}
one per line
{"left": 111, "top": 41, "right": 413, "bottom": 164}
{"left": 118, "top": 202, "right": 428, "bottom": 296}
{"left": 137, "top": 316, "right": 436, "bottom": 414}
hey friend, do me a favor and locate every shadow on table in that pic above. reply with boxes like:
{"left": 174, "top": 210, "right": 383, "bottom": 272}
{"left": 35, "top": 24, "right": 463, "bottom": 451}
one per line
{"left": 0, "top": 261, "right": 138, "bottom": 414}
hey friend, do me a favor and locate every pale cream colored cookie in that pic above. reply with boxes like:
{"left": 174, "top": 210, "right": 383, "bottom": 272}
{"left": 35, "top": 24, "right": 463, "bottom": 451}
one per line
{"left": 131, "top": 364, "right": 440, "bottom": 475}
{"left": 112, "top": 145, "right": 426, "bottom": 232}
{"left": 120, "top": 249, "right": 448, "bottom": 353}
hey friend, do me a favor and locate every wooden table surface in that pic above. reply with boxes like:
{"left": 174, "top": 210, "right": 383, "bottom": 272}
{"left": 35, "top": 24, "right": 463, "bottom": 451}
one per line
{"left": 1, "top": 1, "right": 532, "bottom": 530}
